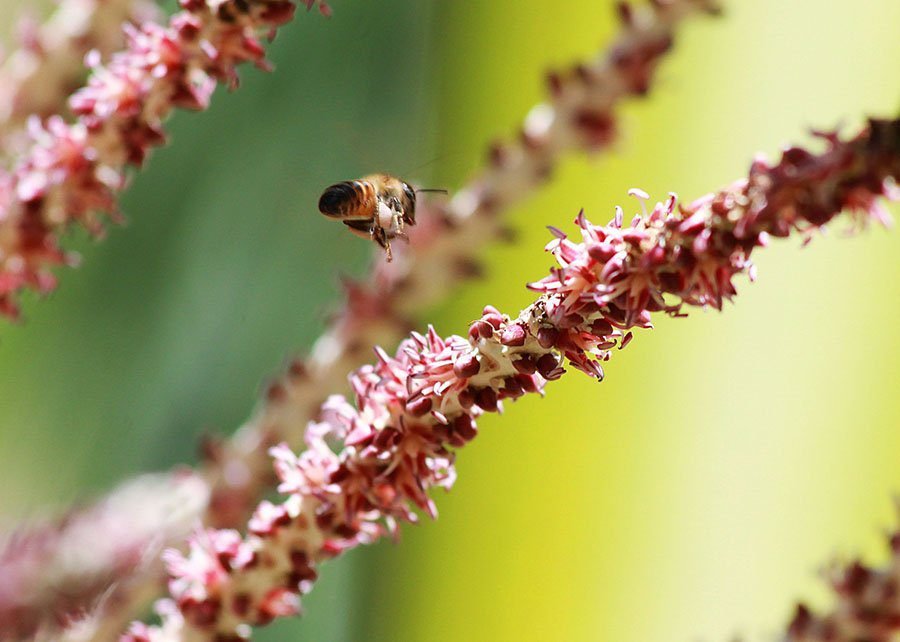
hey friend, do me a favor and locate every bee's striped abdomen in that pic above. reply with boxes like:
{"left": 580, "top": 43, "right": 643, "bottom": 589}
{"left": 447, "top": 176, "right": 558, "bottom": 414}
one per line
{"left": 318, "top": 180, "right": 376, "bottom": 220}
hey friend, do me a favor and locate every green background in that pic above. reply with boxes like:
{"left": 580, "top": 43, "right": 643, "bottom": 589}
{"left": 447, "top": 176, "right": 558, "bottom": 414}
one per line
{"left": 1, "top": 1, "right": 899, "bottom": 640}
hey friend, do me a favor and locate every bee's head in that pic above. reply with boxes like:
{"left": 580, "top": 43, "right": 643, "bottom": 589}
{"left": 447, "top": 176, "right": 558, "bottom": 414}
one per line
{"left": 401, "top": 182, "right": 417, "bottom": 213}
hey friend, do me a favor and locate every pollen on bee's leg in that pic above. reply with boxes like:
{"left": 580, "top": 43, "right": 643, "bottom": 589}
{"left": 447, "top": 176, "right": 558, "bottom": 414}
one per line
{"left": 376, "top": 201, "right": 394, "bottom": 231}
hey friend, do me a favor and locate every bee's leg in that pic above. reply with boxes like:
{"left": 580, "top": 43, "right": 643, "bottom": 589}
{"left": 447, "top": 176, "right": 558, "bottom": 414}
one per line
{"left": 370, "top": 225, "right": 387, "bottom": 248}
{"left": 371, "top": 225, "right": 393, "bottom": 262}
{"left": 386, "top": 204, "right": 409, "bottom": 241}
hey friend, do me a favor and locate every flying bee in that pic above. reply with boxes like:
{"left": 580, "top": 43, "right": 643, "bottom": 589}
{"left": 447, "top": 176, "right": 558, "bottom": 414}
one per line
{"left": 318, "top": 174, "right": 446, "bottom": 261}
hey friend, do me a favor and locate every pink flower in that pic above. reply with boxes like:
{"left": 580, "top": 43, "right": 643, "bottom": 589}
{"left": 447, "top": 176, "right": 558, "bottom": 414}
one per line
{"left": 122, "top": 599, "right": 184, "bottom": 642}
{"left": 164, "top": 529, "right": 243, "bottom": 613}
{"left": 270, "top": 442, "right": 341, "bottom": 498}
{"left": 0, "top": 0, "right": 306, "bottom": 318}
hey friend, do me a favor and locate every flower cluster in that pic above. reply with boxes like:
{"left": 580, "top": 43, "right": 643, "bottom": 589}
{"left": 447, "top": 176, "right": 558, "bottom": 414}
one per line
{"left": 785, "top": 517, "right": 900, "bottom": 642}
{"left": 532, "top": 119, "right": 900, "bottom": 323}
{"left": 0, "top": 3, "right": 716, "bottom": 633}
{"left": 0, "top": 0, "right": 161, "bottom": 151}
{"left": 0, "top": 0, "right": 309, "bottom": 319}
{"left": 125, "top": 314, "right": 569, "bottom": 640}
{"left": 125, "top": 118, "right": 900, "bottom": 641}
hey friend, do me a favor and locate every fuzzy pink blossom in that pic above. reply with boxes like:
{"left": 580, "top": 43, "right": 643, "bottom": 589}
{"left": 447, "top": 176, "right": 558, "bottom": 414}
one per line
{"left": 0, "top": 0, "right": 319, "bottom": 319}
{"left": 124, "top": 118, "right": 899, "bottom": 641}
{"left": 0, "top": 472, "right": 208, "bottom": 641}
{"left": 0, "top": 0, "right": 161, "bottom": 149}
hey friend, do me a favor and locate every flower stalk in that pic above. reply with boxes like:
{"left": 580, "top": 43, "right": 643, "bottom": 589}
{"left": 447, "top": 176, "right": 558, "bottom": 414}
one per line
{"left": 0, "top": 3, "right": 716, "bottom": 635}
{"left": 0, "top": 0, "right": 161, "bottom": 154}
{"left": 124, "top": 118, "right": 900, "bottom": 641}
{"left": 0, "top": 0, "right": 308, "bottom": 320}
{"left": 0, "top": 472, "right": 208, "bottom": 641}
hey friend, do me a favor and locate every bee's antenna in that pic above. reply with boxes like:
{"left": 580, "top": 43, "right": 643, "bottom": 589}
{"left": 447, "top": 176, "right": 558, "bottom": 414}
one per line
{"left": 415, "top": 188, "right": 449, "bottom": 194}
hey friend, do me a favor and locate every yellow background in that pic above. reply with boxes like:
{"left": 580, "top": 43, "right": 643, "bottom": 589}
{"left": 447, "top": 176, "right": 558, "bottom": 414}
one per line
{"left": 1, "top": 1, "right": 898, "bottom": 640}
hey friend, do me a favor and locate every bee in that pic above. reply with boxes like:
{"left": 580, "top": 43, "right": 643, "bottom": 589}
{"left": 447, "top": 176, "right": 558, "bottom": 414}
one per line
{"left": 318, "top": 174, "right": 446, "bottom": 261}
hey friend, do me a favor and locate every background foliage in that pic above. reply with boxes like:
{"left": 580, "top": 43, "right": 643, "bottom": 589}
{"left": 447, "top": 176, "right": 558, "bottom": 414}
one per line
{"left": 0, "top": 0, "right": 898, "bottom": 640}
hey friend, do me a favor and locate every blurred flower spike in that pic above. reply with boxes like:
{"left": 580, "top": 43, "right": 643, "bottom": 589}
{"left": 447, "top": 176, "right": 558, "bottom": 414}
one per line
{"left": 0, "top": 0, "right": 306, "bottom": 319}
